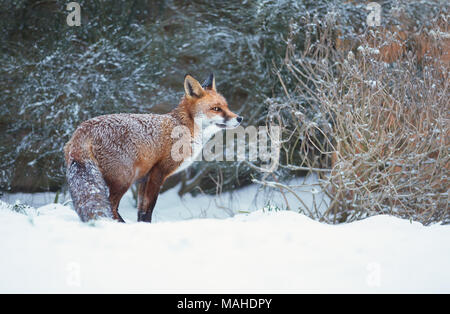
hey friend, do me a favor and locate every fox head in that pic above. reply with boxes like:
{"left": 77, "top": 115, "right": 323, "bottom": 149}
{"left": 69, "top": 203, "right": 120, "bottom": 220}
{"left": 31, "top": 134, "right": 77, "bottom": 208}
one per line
{"left": 183, "top": 74, "right": 243, "bottom": 132}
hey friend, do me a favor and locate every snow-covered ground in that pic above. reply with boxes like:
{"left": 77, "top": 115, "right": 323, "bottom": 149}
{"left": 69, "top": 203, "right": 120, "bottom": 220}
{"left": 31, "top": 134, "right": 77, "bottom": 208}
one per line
{"left": 0, "top": 181, "right": 449, "bottom": 293}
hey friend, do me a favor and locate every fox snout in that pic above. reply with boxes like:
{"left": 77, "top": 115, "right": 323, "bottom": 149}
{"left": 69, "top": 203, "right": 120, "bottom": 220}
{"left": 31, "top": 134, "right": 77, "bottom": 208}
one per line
{"left": 199, "top": 113, "right": 243, "bottom": 130}
{"left": 221, "top": 115, "right": 243, "bottom": 129}
{"left": 207, "top": 112, "right": 243, "bottom": 129}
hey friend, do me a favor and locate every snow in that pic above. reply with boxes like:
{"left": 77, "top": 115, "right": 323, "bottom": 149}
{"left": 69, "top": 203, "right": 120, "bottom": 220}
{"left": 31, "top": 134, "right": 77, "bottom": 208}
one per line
{"left": 0, "top": 183, "right": 449, "bottom": 293}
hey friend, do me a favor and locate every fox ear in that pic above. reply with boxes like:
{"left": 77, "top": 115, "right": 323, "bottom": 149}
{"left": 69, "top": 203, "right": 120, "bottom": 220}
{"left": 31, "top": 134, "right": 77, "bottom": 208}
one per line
{"left": 202, "top": 73, "right": 216, "bottom": 91}
{"left": 184, "top": 74, "right": 204, "bottom": 99}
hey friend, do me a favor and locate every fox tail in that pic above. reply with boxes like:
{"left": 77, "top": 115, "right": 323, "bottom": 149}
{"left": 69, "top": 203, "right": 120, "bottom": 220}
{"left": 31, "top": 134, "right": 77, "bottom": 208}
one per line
{"left": 66, "top": 159, "right": 114, "bottom": 222}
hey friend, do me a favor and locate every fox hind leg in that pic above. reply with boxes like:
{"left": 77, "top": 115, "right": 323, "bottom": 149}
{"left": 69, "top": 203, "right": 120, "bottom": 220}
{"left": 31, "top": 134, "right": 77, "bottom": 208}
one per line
{"left": 137, "top": 166, "right": 164, "bottom": 223}
{"left": 108, "top": 184, "right": 128, "bottom": 223}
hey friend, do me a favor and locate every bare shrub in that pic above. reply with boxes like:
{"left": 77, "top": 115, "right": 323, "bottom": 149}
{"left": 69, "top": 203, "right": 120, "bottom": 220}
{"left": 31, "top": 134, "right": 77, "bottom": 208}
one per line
{"left": 263, "top": 13, "right": 449, "bottom": 225}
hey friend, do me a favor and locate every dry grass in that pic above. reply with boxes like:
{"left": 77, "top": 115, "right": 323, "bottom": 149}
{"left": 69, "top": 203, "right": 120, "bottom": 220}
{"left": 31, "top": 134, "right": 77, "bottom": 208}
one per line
{"left": 265, "top": 14, "right": 449, "bottom": 225}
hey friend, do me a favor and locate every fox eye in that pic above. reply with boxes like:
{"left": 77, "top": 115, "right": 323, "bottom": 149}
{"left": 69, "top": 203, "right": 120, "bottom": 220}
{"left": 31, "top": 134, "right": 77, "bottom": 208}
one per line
{"left": 211, "top": 107, "right": 221, "bottom": 112}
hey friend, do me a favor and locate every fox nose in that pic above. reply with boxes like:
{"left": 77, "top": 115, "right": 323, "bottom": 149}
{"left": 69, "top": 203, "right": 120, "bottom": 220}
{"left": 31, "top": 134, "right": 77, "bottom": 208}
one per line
{"left": 236, "top": 116, "right": 243, "bottom": 123}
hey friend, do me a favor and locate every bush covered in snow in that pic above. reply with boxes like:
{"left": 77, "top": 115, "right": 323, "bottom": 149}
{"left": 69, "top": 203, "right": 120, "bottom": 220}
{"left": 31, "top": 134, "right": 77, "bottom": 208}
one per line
{"left": 262, "top": 7, "right": 449, "bottom": 224}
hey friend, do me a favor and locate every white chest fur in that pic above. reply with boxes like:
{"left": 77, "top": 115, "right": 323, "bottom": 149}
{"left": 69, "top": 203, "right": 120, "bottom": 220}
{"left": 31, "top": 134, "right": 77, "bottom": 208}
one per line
{"left": 173, "top": 123, "right": 221, "bottom": 174}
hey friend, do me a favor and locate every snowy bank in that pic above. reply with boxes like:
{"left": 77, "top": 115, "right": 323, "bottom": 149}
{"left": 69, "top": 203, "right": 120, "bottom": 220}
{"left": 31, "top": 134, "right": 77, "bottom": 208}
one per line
{"left": 0, "top": 196, "right": 449, "bottom": 293}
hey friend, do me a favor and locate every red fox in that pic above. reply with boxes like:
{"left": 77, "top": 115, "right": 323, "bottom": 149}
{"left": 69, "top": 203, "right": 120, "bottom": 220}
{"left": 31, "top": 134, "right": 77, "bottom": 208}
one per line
{"left": 64, "top": 74, "right": 242, "bottom": 222}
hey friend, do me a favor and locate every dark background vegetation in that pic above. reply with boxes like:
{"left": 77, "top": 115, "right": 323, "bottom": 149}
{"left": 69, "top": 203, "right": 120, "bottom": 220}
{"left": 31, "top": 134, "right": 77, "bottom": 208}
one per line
{"left": 0, "top": 0, "right": 447, "bottom": 199}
